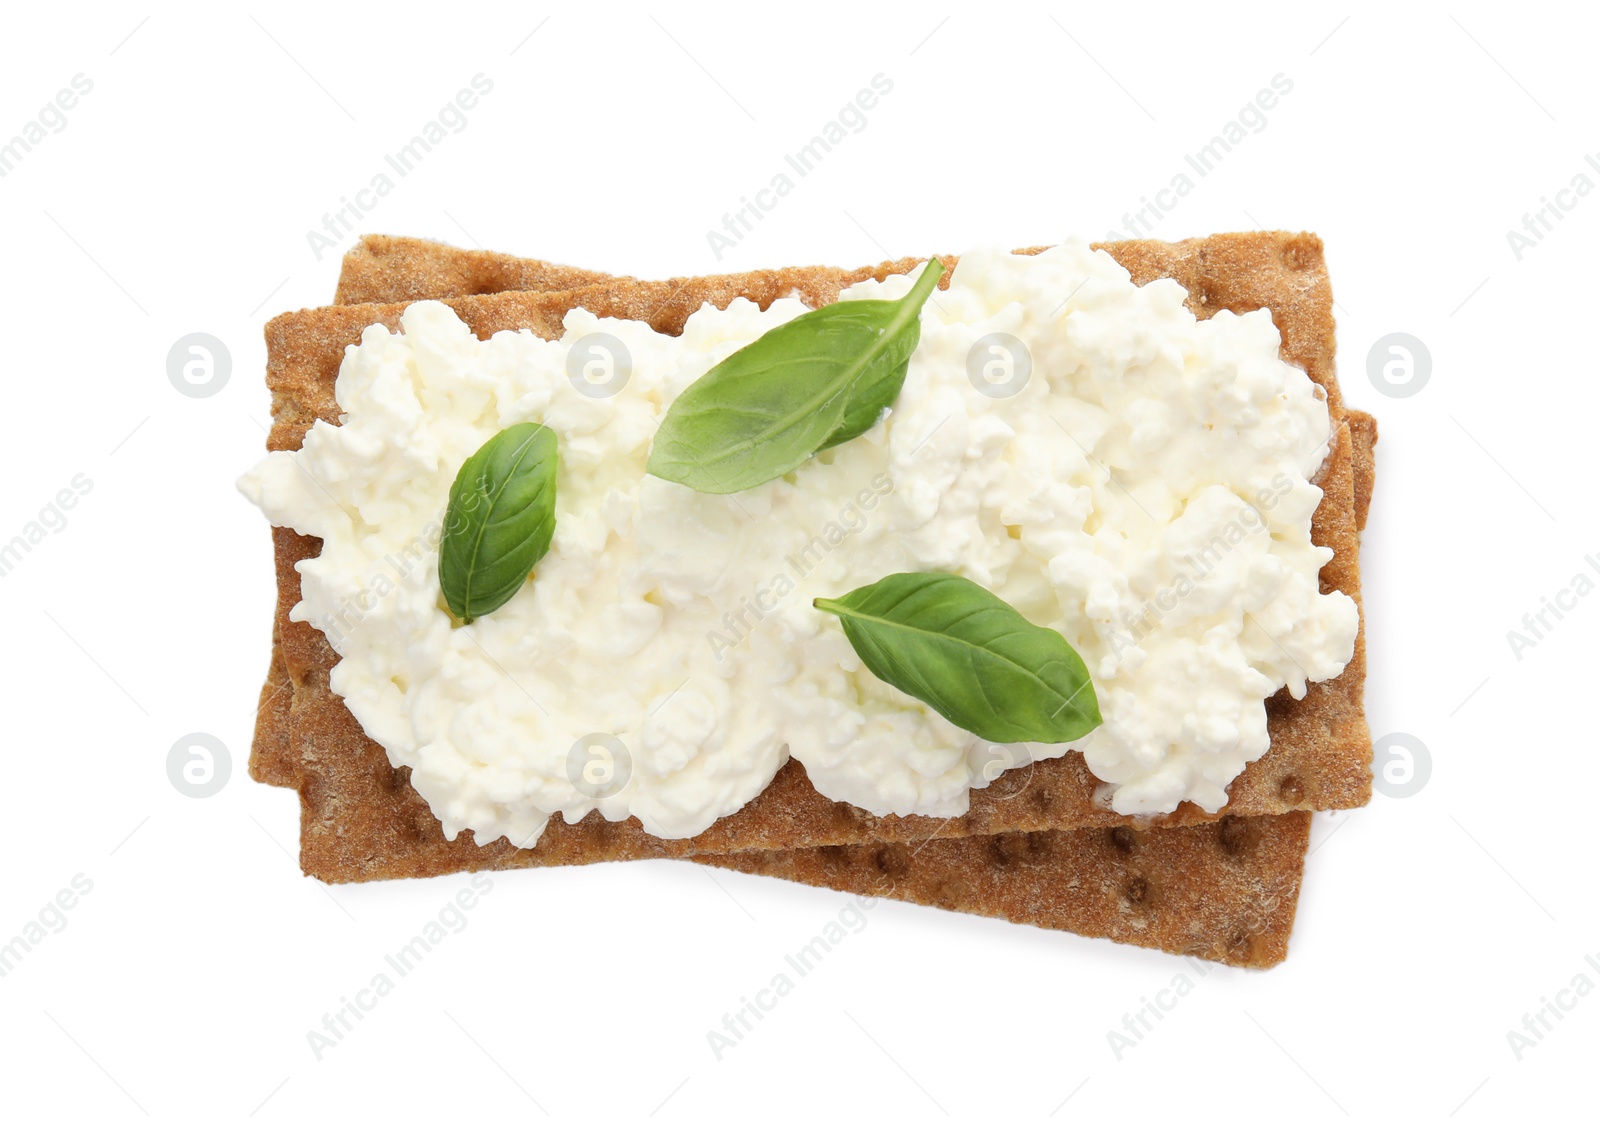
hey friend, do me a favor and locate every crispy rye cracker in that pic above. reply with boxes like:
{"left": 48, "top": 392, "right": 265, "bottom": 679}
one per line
{"left": 259, "top": 234, "right": 1372, "bottom": 833}
{"left": 260, "top": 236, "right": 1371, "bottom": 847}
{"left": 252, "top": 235, "right": 1373, "bottom": 964}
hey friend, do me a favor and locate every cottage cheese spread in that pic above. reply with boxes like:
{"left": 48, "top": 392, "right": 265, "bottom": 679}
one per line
{"left": 239, "top": 242, "right": 1357, "bottom": 847}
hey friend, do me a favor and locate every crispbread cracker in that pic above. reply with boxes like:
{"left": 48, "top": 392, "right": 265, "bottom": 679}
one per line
{"left": 248, "top": 233, "right": 1374, "bottom": 965}
{"left": 264, "top": 237, "right": 1370, "bottom": 825}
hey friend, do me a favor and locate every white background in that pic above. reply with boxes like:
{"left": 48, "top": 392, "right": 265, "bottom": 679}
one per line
{"left": 0, "top": 2, "right": 1593, "bottom": 1127}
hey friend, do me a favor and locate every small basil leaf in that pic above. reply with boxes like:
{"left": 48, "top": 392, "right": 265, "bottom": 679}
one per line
{"left": 646, "top": 258, "right": 944, "bottom": 493}
{"left": 814, "top": 572, "right": 1101, "bottom": 745}
{"left": 439, "top": 422, "right": 557, "bottom": 622}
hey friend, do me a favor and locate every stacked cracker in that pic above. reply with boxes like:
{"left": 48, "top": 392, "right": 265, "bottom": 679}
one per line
{"left": 251, "top": 233, "right": 1376, "bottom": 968}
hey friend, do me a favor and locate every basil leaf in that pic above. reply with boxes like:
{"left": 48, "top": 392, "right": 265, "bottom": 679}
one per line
{"left": 646, "top": 258, "right": 944, "bottom": 493}
{"left": 439, "top": 423, "right": 557, "bottom": 622}
{"left": 814, "top": 572, "right": 1101, "bottom": 745}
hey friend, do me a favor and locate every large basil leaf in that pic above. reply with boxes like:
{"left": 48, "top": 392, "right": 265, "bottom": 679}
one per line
{"left": 439, "top": 423, "right": 557, "bottom": 622}
{"left": 646, "top": 259, "right": 944, "bottom": 494}
{"left": 814, "top": 572, "right": 1101, "bottom": 745}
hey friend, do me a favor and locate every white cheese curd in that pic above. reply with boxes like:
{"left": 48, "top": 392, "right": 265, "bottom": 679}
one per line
{"left": 238, "top": 241, "right": 1357, "bottom": 846}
